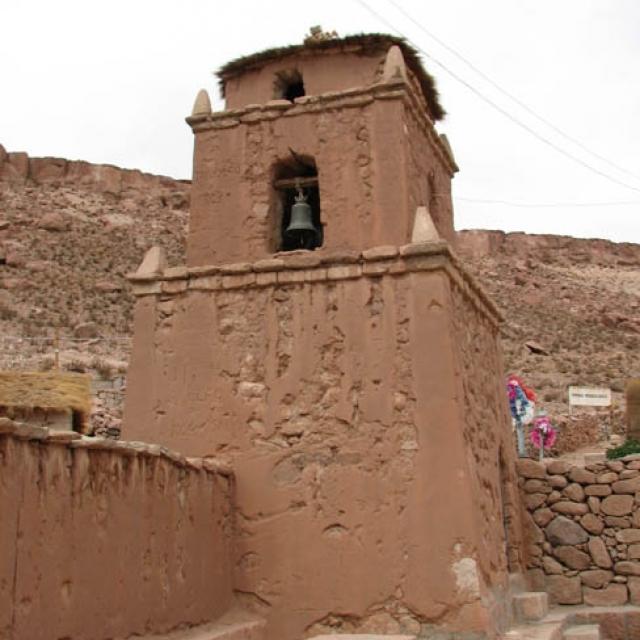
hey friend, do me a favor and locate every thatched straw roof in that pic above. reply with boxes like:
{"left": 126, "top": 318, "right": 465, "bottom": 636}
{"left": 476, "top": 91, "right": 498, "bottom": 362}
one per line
{"left": 217, "top": 33, "right": 445, "bottom": 121}
{"left": 0, "top": 371, "right": 91, "bottom": 416}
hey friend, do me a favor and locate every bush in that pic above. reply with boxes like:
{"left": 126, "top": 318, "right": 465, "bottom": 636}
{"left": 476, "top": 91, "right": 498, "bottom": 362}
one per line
{"left": 606, "top": 439, "right": 640, "bottom": 459}
{"left": 91, "top": 356, "right": 113, "bottom": 380}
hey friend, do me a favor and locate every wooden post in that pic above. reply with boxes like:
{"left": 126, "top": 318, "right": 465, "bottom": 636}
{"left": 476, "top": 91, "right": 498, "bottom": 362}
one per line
{"left": 54, "top": 329, "right": 60, "bottom": 370}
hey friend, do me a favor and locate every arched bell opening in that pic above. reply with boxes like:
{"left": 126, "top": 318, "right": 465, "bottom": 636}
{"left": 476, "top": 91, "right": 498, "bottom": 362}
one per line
{"left": 271, "top": 154, "right": 323, "bottom": 252}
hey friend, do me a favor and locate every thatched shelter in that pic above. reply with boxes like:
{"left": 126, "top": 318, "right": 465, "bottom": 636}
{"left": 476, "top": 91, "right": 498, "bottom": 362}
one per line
{"left": 0, "top": 371, "right": 92, "bottom": 432}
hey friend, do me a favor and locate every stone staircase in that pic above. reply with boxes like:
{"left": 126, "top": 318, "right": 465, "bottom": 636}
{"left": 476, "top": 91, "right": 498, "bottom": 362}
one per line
{"left": 503, "top": 590, "right": 600, "bottom": 640}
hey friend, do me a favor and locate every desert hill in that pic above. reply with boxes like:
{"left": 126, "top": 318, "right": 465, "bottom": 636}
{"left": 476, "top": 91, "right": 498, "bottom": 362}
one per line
{"left": 1, "top": 145, "right": 637, "bottom": 439}
{"left": 457, "top": 230, "right": 640, "bottom": 435}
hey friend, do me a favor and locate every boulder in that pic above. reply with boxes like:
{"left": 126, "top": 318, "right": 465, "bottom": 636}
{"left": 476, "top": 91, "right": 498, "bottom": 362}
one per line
{"left": 614, "top": 561, "right": 640, "bottom": 576}
{"left": 525, "top": 493, "right": 548, "bottom": 510}
{"left": 629, "top": 577, "right": 640, "bottom": 605}
{"left": 553, "top": 545, "right": 591, "bottom": 570}
{"left": 548, "top": 474, "right": 568, "bottom": 489}
{"left": 580, "top": 513, "right": 604, "bottom": 535}
{"left": 533, "top": 508, "right": 555, "bottom": 527}
{"left": 516, "top": 458, "right": 546, "bottom": 479}
{"left": 547, "top": 460, "right": 571, "bottom": 475}
{"left": 563, "top": 483, "right": 586, "bottom": 502}
{"left": 569, "top": 468, "right": 596, "bottom": 484}
{"left": 601, "top": 494, "right": 634, "bottom": 516}
{"left": 545, "top": 516, "right": 588, "bottom": 545}
{"left": 38, "top": 212, "right": 70, "bottom": 232}
{"left": 524, "top": 479, "right": 552, "bottom": 494}
{"left": 585, "top": 484, "right": 612, "bottom": 497}
{"left": 616, "top": 529, "right": 640, "bottom": 544}
{"left": 74, "top": 322, "right": 99, "bottom": 339}
{"left": 588, "top": 537, "right": 612, "bottom": 568}
{"left": 551, "top": 501, "right": 588, "bottom": 516}
{"left": 546, "top": 575, "right": 582, "bottom": 604}
{"left": 583, "top": 583, "right": 628, "bottom": 606}
{"left": 612, "top": 476, "right": 640, "bottom": 494}
{"left": 580, "top": 569, "right": 613, "bottom": 589}
{"left": 542, "top": 556, "right": 564, "bottom": 575}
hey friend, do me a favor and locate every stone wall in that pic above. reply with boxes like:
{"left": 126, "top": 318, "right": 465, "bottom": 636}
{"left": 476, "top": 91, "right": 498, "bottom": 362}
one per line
{"left": 0, "top": 418, "right": 234, "bottom": 640}
{"left": 518, "top": 456, "right": 640, "bottom": 607}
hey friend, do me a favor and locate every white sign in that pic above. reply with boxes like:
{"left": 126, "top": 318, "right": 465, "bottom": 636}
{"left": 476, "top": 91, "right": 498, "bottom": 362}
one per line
{"left": 568, "top": 386, "right": 612, "bottom": 407}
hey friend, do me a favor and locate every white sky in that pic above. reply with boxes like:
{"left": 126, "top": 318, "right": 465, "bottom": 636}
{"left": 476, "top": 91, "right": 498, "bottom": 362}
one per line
{"left": 2, "top": 0, "right": 639, "bottom": 242}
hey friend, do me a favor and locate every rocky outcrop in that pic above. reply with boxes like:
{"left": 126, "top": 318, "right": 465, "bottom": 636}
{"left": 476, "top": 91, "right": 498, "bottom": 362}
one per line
{"left": 457, "top": 229, "right": 640, "bottom": 423}
{"left": 0, "top": 144, "right": 191, "bottom": 435}
{"left": 0, "top": 143, "right": 188, "bottom": 195}
{"left": 457, "top": 229, "right": 640, "bottom": 266}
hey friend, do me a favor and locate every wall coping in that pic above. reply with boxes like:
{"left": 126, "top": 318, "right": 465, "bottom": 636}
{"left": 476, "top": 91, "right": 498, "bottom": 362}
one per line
{"left": 0, "top": 417, "right": 232, "bottom": 476}
{"left": 185, "top": 79, "right": 458, "bottom": 176}
{"left": 127, "top": 240, "right": 503, "bottom": 327}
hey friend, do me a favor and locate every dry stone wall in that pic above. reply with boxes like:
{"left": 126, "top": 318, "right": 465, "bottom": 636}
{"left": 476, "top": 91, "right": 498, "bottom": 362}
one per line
{"left": 518, "top": 456, "right": 640, "bottom": 607}
{"left": 0, "top": 417, "right": 234, "bottom": 640}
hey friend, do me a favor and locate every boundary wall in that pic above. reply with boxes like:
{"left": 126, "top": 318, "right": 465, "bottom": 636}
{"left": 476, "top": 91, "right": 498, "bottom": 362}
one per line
{"left": 518, "top": 456, "right": 640, "bottom": 607}
{"left": 0, "top": 418, "right": 234, "bottom": 640}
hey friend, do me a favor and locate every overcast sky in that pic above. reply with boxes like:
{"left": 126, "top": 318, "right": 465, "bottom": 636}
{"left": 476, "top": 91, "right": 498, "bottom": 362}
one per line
{"left": 2, "top": 0, "right": 639, "bottom": 242}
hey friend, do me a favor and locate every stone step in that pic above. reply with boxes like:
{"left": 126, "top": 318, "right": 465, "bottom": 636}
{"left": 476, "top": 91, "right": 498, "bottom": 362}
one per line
{"left": 562, "top": 625, "right": 600, "bottom": 640}
{"left": 137, "top": 611, "right": 266, "bottom": 640}
{"left": 308, "top": 636, "right": 415, "bottom": 640}
{"left": 513, "top": 591, "right": 549, "bottom": 622}
{"left": 499, "top": 620, "right": 564, "bottom": 640}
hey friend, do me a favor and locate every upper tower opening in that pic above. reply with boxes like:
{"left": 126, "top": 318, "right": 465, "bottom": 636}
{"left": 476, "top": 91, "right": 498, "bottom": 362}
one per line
{"left": 274, "top": 69, "right": 305, "bottom": 102}
{"left": 216, "top": 33, "right": 445, "bottom": 119}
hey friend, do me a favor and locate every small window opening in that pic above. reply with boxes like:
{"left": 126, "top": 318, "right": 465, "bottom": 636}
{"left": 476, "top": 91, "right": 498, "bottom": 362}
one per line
{"left": 274, "top": 69, "right": 305, "bottom": 103}
{"left": 272, "top": 154, "right": 322, "bottom": 252}
{"left": 71, "top": 409, "right": 84, "bottom": 434}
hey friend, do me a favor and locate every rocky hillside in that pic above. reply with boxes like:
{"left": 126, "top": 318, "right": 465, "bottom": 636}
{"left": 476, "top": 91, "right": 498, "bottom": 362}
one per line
{"left": 1, "top": 145, "right": 638, "bottom": 438}
{"left": 457, "top": 230, "right": 640, "bottom": 424}
{"left": 0, "top": 145, "right": 190, "bottom": 433}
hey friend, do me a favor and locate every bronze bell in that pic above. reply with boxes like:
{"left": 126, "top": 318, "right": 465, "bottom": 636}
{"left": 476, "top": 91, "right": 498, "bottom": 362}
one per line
{"left": 284, "top": 188, "right": 318, "bottom": 248}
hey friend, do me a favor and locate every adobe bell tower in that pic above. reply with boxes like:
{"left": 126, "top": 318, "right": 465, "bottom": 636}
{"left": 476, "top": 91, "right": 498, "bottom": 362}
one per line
{"left": 124, "top": 33, "right": 525, "bottom": 640}
{"left": 185, "top": 33, "right": 457, "bottom": 266}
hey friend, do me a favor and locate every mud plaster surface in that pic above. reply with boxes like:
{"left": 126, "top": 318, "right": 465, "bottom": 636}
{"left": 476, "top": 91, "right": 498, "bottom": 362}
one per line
{"left": 187, "top": 93, "right": 454, "bottom": 268}
{"left": 125, "top": 264, "right": 518, "bottom": 640}
{"left": 0, "top": 436, "right": 234, "bottom": 640}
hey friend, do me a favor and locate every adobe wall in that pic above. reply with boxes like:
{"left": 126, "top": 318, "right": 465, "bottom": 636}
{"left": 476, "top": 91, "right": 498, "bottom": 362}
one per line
{"left": 404, "top": 92, "right": 455, "bottom": 242}
{"left": 518, "top": 456, "right": 640, "bottom": 608}
{"left": 187, "top": 82, "right": 456, "bottom": 267}
{"left": 450, "top": 270, "right": 525, "bottom": 584}
{"left": 124, "top": 242, "right": 522, "bottom": 640}
{"left": 0, "top": 418, "right": 234, "bottom": 640}
{"left": 223, "top": 51, "right": 382, "bottom": 110}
